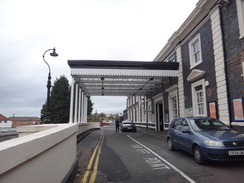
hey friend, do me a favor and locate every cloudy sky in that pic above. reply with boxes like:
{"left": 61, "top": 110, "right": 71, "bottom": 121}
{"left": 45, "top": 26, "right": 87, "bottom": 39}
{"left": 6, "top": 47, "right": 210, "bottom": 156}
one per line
{"left": 0, "top": 0, "right": 198, "bottom": 118}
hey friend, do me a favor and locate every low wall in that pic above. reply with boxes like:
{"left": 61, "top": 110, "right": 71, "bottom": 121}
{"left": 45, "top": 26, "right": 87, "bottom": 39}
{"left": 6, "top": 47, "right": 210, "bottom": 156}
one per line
{"left": 0, "top": 124, "right": 78, "bottom": 183}
{"left": 77, "top": 122, "right": 100, "bottom": 142}
{"left": 77, "top": 122, "right": 100, "bottom": 134}
{"left": 0, "top": 122, "right": 100, "bottom": 183}
{"left": 16, "top": 124, "right": 58, "bottom": 137}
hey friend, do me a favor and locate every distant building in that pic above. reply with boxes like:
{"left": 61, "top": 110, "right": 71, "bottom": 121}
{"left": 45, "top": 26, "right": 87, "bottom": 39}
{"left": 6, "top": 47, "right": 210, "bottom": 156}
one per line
{"left": 9, "top": 116, "right": 41, "bottom": 128}
{"left": 0, "top": 114, "right": 12, "bottom": 128}
{"left": 123, "top": 110, "right": 128, "bottom": 121}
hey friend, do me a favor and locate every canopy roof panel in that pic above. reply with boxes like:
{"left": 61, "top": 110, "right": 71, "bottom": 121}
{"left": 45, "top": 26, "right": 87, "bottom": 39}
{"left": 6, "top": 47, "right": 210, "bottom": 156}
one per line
{"left": 68, "top": 60, "right": 179, "bottom": 96}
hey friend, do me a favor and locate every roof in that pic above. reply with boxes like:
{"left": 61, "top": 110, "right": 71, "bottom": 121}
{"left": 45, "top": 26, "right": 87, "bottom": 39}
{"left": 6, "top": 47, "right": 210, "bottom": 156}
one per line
{"left": 0, "top": 114, "right": 10, "bottom": 121}
{"left": 8, "top": 116, "right": 41, "bottom": 121}
{"left": 68, "top": 60, "right": 179, "bottom": 96}
{"left": 68, "top": 60, "right": 179, "bottom": 70}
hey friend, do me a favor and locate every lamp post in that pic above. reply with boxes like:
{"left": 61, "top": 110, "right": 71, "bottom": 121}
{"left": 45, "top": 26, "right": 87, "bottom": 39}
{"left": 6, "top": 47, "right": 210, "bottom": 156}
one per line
{"left": 43, "top": 48, "right": 58, "bottom": 124}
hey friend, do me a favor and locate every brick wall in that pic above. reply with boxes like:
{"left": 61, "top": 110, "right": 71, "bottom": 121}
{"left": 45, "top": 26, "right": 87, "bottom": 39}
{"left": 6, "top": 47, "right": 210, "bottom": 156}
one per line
{"left": 222, "top": 0, "right": 244, "bottom": 122}
{"left": 227, "top": 50, "right": 244, "bottom": 98}
{"left": 181, "top": 19, "right": 217, "bottom": 108}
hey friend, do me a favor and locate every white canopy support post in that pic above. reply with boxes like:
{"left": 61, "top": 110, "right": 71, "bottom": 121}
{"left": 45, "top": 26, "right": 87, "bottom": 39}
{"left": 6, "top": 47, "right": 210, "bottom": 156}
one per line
{"left": 78, "top": 87, "right": 81, "bottom": 123}
{"left": 145, "top": 96, "right": 148, "bottom": 130}
{"left": 138, "top": 96, "right": 141, "bottom": 122}
{"left": 74, "top": 83, "right": 78, "bottom": 123}
{"left": 84, "top": 96, "right": 88, "bottom": 123}
{"left": 69, "top": 77, "right": 75, "bottom": 123}
{"left": 81, "top": 92, "right": 84, "bottom": 123}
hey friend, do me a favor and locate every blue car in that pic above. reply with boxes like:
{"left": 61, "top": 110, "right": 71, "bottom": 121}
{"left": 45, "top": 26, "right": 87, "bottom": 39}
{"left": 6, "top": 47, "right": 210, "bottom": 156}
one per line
{"left": 167, "top": 117, "right": 244, "bottom": 164}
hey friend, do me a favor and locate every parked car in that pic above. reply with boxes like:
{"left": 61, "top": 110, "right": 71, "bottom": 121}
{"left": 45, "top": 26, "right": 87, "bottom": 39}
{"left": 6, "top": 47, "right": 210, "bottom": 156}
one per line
{"left": 167, "top": 117, "right": 244, "bottom": 164}
{"left": 100, "top": 121, "right": 109, "bottom": 126}
{"left": 120, "top": 120, "right": 136, "bottom": 132}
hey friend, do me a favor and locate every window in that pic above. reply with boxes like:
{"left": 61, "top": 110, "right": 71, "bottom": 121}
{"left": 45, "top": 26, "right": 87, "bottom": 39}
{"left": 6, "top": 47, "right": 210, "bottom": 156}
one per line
{"left": 196, "top": 86, "right": 204, "bottom": 115}
{"left": 181, "top": 119, "right": 189, "bottom": 132}
{"left": 165, "top": 85, "right": 179, "bottom": 121}
{"left": 181, "top": 119, "right": 188, "bottom": 126}
{"left": 189, "top": 34, "right": 202, "bottom": 68}
{"left": 172, "top": 119, "right": 181, "bottom": 130}
{"left": 171, "top": 96, "right": 178, "bottom": 119}
{"left": 236, "top": 0, "right": 244, "bottom": 39}
{"left": 191, "top": 79, "right": 207, "bottom": 116}
{"left": 193, "top": 41, "right": 201, "bottom": 63}
{"left": 166, "top": 85, "right": 178, "bottom": 122}
{"left": 168, "top": 54, "right": 176, "bottom": 62}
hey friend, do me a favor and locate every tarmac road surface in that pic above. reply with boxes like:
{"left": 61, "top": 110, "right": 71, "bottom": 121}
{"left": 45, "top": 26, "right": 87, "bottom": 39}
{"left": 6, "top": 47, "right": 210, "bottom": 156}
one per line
{"left": 75, "top": 125, "right": 244, "bottom": 183}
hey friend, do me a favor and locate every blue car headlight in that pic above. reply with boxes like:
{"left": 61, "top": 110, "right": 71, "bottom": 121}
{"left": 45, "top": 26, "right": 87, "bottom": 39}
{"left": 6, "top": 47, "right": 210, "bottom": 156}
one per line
{"left": 204, "top": 140, "right": 223, "bottom": 147}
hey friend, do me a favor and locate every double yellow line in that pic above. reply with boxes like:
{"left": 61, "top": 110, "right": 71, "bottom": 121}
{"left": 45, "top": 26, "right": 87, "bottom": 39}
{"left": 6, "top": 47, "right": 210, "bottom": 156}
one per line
{"left": 81, "top": 130, "right": 104, "bottom": 183}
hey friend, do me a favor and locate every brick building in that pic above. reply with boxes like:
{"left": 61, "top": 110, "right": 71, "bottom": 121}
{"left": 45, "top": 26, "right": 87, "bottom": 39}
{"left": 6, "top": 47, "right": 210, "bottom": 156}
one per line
{"left": 9, "top": 116, "right": 41, "bottom": 128}
{"left": 126, "top": 0, "right": 244, "bottom": 131}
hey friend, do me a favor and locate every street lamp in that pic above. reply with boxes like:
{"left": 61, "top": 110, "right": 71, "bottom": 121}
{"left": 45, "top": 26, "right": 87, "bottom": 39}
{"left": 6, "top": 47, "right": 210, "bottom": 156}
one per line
{"left": 43, "top": 47, "right": 58, "bottom": 124}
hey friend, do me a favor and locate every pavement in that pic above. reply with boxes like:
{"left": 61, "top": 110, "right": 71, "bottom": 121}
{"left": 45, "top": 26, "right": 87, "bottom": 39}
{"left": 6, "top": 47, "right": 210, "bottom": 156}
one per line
{"left": 136, "top": 126, "right": 168, "bottom": 138}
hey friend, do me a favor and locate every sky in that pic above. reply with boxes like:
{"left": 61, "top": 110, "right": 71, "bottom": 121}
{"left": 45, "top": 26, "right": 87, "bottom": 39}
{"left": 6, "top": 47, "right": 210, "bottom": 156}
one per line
{"left": 0, "top": 0, "right": 198, "bottom": 118}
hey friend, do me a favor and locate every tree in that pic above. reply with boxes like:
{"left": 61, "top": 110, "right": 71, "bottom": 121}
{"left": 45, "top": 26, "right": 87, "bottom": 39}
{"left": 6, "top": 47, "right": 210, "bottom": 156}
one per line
{"left": 87, "top": 96, "right": 93, "bottom": 116}
{"left": 98, "top": 112, "right": 107, "bottom": 121}
{"left": 41, "top": 75, "right": 70, "bottom": 123}
{"left": 50, "top": 75, "right": 70, "bottom": 123}
{"left": 41, "top": 75, "right": 94, "bottom": 123}
{"left": 40, "top": 103, "right": 46, "bottom": 122}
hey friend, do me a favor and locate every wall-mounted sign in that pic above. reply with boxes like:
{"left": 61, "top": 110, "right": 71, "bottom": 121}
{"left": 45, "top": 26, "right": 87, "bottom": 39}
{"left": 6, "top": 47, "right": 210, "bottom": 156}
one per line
{"left": 233, "top": 97, "right": 244, "bottom": 121}
{"left": 209, "top": 102, "right": 217, "bottom": 118}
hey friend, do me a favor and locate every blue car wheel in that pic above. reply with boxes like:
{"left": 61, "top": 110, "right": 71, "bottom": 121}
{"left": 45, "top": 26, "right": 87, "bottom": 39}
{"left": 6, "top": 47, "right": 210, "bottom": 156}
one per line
{"left": 167, "top": 138, "right": 175, "bottom": 151}
{"left": 193, "top": 145, "right": 205, "bottom": 164}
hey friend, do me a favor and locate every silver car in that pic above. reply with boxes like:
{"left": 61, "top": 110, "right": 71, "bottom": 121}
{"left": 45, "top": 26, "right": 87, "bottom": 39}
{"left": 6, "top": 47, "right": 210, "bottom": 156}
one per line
{"left": 120, "top": 120, "right": 136, "bottom": 132}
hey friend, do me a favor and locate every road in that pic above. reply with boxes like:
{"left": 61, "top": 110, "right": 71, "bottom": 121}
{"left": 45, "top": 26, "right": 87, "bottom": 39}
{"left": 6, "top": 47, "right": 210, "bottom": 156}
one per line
{"left": 75, "top": 124, "right": 244, "bottom": 183}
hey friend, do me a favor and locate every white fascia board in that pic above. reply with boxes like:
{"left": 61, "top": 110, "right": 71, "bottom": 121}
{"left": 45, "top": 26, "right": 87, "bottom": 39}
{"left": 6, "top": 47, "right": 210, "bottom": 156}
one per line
{"left": 71, "top": 68, "right": 178, "bottom": 77}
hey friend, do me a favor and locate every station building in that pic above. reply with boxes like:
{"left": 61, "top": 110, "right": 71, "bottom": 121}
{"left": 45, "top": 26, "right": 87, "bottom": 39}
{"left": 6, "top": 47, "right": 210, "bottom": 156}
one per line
{"left": 68, "top": 0, "right": 244, "bottom": 132}
{"left": 126, "top": 0, "right": 244, "bottom": 131}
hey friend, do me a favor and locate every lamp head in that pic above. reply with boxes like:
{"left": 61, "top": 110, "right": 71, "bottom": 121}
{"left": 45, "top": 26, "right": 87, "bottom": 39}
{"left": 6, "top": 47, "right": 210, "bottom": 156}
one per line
{"left": 50, "top": 47, "right": 58, "bottom": 57}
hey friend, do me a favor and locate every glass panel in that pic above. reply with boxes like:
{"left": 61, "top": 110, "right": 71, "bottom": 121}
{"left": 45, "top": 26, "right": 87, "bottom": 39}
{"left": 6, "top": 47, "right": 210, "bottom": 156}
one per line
{"left": 172, "top": 119, "right": 181, "bottom": 130}
{"left": 171, "top": 96, "right": 178, "bottom": 119}
{"left": 196, "top": 90, "right": 204, "bottom": 115}
{"left": 192, "top": 40, "right": 200, "bottom": 63}
{"left": 190, "top": 118, "right": 229, "bottom": 131}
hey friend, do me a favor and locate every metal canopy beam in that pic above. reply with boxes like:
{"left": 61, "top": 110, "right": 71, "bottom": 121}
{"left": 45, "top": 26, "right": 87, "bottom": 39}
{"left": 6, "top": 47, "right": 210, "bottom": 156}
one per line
{"left": 68, "top": 60, "right": 179, "bottom": 96}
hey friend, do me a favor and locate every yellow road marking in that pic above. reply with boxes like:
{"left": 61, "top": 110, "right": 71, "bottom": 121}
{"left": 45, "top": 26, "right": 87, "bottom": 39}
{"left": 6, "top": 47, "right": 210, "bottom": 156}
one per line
{"left": 81, "top": 130, "right": 104, "bottom": 183}
{"left": 89, "top": 132, "right": 104, "bottom": 182}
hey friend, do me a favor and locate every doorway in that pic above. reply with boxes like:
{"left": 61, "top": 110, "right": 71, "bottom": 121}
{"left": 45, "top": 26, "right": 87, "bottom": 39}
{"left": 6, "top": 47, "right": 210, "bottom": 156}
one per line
{"left": 156, "top": 102, "right": 164, "bottom": 131}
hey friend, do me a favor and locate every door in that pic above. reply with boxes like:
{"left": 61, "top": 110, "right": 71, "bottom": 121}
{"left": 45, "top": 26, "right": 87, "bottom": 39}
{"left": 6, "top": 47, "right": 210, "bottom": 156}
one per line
{"left": 156, "top": 103, "right": 164, "bottom": 131}
{"left": 178, "top": 119, "right": 192, "bottom": 153}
